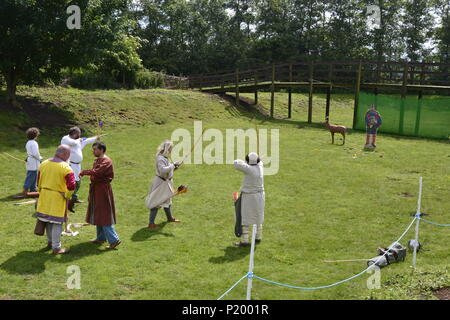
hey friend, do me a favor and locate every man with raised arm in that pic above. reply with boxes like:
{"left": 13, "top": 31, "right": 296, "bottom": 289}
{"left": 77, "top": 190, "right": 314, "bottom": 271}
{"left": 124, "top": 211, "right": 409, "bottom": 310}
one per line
{"left": 61, "top": 126, "right": 99, "bottom": 212}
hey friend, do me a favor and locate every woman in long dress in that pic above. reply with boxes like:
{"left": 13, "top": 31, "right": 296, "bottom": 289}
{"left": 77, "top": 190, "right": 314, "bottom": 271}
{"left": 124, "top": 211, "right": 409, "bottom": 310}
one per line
{"left": 234, "top": 152, "right": 265, "bottom": 247}
{"left": 148, "top": 140, "right": 181, "bottom": 229}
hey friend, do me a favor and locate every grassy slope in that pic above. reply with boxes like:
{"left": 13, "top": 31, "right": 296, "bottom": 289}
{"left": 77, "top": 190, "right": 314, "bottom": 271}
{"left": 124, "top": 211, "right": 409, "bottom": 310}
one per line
{"left": 0, "top": 87, "right": 449, "bottom": 300}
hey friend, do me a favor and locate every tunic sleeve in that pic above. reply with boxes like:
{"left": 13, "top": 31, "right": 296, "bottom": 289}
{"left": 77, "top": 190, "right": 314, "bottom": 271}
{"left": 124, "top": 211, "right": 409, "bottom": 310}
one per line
{"left": 81, "top": 136, "right": 98, "bottom": 149}
{"left": 63, "top": 165, "right": 76, "bottom": 199}
{"left": 29, "top": 141, "right": 42, "bottom": 161}
{"left": 81, "top": 158, "right": 113, "bottom": 183}
{"left": 234, "top": 159, "right": 251, "bottom": 173}
{"left": 157, "top": 157, "right": 174, "bottom": 174}
{"left": 62, "top": 136, "right": 79, "bottom": 147}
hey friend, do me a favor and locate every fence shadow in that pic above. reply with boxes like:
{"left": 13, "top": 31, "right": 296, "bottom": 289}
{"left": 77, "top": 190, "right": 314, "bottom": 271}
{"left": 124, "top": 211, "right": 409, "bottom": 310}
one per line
{"left": 209, "top": 245, "right": 257, "bottom": 264}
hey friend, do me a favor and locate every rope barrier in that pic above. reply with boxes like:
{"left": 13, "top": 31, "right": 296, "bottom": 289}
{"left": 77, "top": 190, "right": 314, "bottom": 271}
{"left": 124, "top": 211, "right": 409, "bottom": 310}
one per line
{"left": 251, "top": 216, "right": 417, "bottom": 291}
{"left": 418, "top": 217, "right": 450, "bottom": 227}
{"left": 216, "top": 216, "right": 417, "bottom": 299}
{"left": 217, "top": 273, "right": 249, "bottom": 300}
{"left": 216, "top": 178, "right": 446, "bottom": 299}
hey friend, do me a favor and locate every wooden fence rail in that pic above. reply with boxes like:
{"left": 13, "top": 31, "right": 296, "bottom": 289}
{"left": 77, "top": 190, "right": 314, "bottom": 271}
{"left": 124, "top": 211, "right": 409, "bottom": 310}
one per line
{"left": 187, "top": 60, "right": 450, "bottom": 125}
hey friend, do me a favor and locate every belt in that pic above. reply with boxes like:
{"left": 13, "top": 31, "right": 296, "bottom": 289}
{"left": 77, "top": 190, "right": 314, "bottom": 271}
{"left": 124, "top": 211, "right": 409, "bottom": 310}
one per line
{"left": 70, "top": 161, "right": 81, "bottom": 165}
{"left": 157, "top": 175, "right": 172, "bottom": 181}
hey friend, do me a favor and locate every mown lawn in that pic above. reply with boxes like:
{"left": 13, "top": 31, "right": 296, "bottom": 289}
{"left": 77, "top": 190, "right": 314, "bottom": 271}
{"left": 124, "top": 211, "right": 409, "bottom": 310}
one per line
{"left": 0, "top": 87, "right": 448, "bottom": 300}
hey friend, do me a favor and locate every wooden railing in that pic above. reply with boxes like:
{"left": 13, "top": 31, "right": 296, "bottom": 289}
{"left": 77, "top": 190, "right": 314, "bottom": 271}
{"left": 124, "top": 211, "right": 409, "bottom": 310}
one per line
{"left": 188, "top": 61, "right": 450, "bottom": 89}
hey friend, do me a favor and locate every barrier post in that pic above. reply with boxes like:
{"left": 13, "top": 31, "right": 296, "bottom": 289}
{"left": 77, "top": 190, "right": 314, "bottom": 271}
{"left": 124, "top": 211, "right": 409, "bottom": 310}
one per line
{"left": 412, "top": 176, "right": 422, "bottom": 269}
{"left": 246, "top": 224, "right": 257, "bottom": 300}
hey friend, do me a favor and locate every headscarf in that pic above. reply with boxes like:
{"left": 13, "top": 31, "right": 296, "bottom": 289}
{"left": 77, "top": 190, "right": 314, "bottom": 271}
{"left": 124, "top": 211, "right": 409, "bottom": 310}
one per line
{"left": 246, "top": 152, "right": 259, "bottom": 165}
{"left": 156, "top": 140, "right": 173, "bottom": 157}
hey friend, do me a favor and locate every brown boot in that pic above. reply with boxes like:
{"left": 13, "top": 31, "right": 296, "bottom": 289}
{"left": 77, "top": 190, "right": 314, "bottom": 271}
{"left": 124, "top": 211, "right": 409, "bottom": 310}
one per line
{"left": 148, "top": 224, "right": 158, "bottom": 229}
{"left": 52, "top": 248, "right": 70, "bottom": 255}
{"left": 168, "top": 218, "right": 181, "bottom": 223}
{"left": 106, "top": 240, "right": 121, "bottom": 250}
{"left": 68, "top": 199, "right": 75, "bottom": 213}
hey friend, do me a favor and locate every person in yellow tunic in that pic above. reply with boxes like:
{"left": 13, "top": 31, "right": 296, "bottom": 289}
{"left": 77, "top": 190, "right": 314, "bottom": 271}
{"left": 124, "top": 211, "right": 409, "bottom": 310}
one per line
{"left": 36, "top": 145, "right": 76, "bottom": 255}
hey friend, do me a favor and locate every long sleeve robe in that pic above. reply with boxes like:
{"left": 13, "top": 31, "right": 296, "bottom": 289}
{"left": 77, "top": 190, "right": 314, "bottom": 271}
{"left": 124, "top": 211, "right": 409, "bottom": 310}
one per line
{"left": 234, "top": 160, "right": 265, "bottom": 225}
{"left": 81, "top": 156, "right": 116, "bottom": 226}
{"left": 148, "top": 154, "right": 175, "bottom": 208}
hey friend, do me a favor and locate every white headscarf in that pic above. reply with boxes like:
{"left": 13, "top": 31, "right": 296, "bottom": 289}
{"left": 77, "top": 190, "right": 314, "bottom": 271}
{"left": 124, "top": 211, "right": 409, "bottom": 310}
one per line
{"left": 156, "top": 140, "right": 173, "bottom": 157}
{"left": 247, "top": 152, "right": 259, "bottom": 165}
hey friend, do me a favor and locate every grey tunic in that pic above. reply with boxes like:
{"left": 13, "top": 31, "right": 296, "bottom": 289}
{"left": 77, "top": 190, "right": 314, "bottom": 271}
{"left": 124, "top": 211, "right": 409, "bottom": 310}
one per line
{"left": 234, "top": 160, "right": 265, "bottom": 225}
{"left": 149, "top": 154, "right": 175, "bottom": 208}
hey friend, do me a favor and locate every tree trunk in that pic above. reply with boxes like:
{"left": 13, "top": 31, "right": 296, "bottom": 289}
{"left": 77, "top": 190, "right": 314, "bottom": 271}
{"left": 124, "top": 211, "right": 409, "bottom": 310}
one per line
{"left": 6, "top": 70, "right": 18, "bottom": 107}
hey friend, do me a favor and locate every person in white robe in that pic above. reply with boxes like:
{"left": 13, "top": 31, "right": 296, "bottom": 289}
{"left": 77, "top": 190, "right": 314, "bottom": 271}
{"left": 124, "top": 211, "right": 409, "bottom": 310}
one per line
{"left": 15, "top": 127, "right": 43, "bottom": 198}
{"left": 234, "top": 152, "right": 265, "bottom": 247}
{"left": 61, "top": 126, "right": 98, "bottom": 211}
{"left": 147, "top": 140, "right": 181, "bottom": 229}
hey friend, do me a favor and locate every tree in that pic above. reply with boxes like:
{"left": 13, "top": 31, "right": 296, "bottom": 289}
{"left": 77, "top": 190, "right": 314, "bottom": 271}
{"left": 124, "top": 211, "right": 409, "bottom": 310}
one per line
{"left": 0, "top": 0, "right": 137, "bottom": 106}
{"left": 401, "top": 0, "right": 433, "bottom": 61}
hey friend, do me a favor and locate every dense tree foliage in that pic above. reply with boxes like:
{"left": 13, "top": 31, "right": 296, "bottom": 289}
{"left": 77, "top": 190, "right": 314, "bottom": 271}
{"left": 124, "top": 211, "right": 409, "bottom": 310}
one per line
{"left": 1, "top": 0, "right": 449, "bottom": 105}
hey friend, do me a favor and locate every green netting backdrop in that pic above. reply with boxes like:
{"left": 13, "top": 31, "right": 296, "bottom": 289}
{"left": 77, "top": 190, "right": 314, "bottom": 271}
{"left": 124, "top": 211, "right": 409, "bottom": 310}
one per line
{"left": 355, "top": 92, "right": 450, "bottom": 139}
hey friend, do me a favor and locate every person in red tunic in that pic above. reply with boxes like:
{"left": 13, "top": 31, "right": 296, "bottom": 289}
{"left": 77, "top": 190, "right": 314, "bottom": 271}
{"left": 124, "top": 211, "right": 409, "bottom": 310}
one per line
{"left": 79, "top": 142, "right": 121, "bottom": 249}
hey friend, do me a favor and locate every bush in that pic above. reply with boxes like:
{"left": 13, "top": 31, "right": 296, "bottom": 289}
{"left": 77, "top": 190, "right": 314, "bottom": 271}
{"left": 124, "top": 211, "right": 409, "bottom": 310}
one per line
{"left": 134, "top": 69, "right": 165, "bottom": 89}
{"left": 60, "top": 68, "right": 166, "bottom": 90}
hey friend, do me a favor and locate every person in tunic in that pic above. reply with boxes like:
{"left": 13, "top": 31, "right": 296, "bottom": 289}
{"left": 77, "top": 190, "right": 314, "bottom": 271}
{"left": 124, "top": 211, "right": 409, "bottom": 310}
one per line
{"left": 61, "top": 126, "right": 99, "bottom": 212}
{"left": 233, "top": 152, "right": 265, "bottom": 247}
{"left": 15, "top": 127, "right": 43, "bottom": 198}
{"left": 35, "top": 145, "right": 76, "bottom": 255}
{"left": 148, "top": 140, "right": 181, "bottom": 229}
{"left": 79, "top": 142, "right": 121, "bottom": 249}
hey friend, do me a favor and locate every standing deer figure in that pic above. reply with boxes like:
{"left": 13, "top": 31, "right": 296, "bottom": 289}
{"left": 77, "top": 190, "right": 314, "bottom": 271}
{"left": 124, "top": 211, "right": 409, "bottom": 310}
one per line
{"left": 323, "top": 117, "right": 347, "bottom": 145}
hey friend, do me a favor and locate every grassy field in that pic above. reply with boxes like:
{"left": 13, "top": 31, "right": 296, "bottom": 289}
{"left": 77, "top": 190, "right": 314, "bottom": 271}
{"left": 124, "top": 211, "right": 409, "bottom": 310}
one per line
{"left": 0, "top": 87, "right": 449, "bottom": 300}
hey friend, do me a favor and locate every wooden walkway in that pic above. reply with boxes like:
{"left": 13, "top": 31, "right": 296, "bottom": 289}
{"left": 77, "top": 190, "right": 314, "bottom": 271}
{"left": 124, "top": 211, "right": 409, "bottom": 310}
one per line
{"left": 188, "top": 61, "right": 450, "bottom": 128}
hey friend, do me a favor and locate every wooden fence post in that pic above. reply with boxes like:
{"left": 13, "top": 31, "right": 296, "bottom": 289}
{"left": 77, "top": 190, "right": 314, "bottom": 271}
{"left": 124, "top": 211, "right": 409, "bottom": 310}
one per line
{"left": 270, "top": 64, "right": 275, "bottom": 118}
{"left": 235, "top": 68, "right": 240, "bottom": 106}
{"left": 308, "top": 61, "right": 314, "bottom": 123}
{"left": 399, "top": 62, "right": 408, "bottom": 134}
{"left": 288, "top": 63, "right": 293, "bottom": 118}
{"left": 352, "top": 61, "right": 362, "bottom": 129}
{"left": 254, "top": 70, "right": 258, "bottom": 105}
{"left": 325, "top": 63, "right": 332, "bottom": 120}
{"left": 414, "top": 64, "right": 425, "bottom": 136}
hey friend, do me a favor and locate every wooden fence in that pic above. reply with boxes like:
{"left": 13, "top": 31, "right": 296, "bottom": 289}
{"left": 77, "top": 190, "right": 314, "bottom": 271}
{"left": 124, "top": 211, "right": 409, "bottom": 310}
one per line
{"left": 187, "top": 61, "right": 450, "bottom": 127}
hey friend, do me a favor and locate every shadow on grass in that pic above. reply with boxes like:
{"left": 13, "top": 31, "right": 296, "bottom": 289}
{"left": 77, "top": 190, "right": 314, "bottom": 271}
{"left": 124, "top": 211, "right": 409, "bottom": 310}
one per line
{"left": 0, "top": 195, "right": 22, "bottom": 203}
{"left": 130, "top": 222, "right": 174, "bottom": 242}
{"left": 0, "top": 242, "right": 111, "bottom": 275}
{"left": 208, "top": 245, "right": 256, "bottom": 264}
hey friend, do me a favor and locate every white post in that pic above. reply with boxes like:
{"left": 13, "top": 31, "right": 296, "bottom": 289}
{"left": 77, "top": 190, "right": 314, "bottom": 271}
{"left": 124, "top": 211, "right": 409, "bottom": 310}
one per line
{"left": 412, "top": 176, "right": 422, "bottom": 269}
{"left": 246, "top": 224, "right": 257, "bottom": 300}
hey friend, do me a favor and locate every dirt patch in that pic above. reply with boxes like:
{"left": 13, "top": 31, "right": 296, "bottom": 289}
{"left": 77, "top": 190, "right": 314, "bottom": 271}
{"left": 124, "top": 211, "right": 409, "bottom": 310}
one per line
{"left": 399, "top": 192, "right": 414, "bottom": 198}
{"left": 433, "top": 287, "right": 450, "bottom": 300}
{"left": 0, "top": 97, "right": 75, "bottom": 130}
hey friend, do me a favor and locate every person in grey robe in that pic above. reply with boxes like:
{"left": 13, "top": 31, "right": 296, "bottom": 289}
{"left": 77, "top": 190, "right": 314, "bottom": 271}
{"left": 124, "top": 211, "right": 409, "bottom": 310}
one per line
{"left": 148, "top": 140, "right": 181, "bottom": 229}
{"left": 233, "top": 152, "right": 265, "bottom": 247}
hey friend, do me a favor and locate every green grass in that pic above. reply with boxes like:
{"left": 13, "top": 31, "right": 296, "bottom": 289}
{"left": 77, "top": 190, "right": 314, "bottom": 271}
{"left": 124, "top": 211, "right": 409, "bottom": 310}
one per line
{"left": 0, "top": 87, "right": 449, "bottom": 300}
